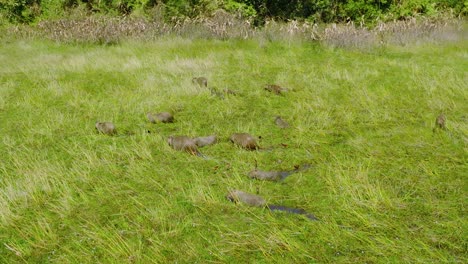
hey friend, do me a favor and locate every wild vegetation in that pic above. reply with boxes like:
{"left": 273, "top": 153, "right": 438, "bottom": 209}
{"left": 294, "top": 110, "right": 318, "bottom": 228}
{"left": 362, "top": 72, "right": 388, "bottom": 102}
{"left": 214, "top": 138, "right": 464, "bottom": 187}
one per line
{"left": 0, "top": 0, "right": 467, "bottom": 263}
{"left": 0, "top": 0, "right": 466, "bottom": 24}
{"left": 0, "top": 24, "right": 467, "bottom": 262}
{"left": 3, "top": 9, "right": 465, "bottom": 48}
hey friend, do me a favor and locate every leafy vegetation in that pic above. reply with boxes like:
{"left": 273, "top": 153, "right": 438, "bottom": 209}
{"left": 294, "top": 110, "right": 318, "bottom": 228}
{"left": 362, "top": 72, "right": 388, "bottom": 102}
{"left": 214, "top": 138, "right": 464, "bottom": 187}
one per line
{"left": 0, "top": 34, "right": 466, "bottom": 262}
{"left": 0, "top": 0, "right": 466, "bottom": 24}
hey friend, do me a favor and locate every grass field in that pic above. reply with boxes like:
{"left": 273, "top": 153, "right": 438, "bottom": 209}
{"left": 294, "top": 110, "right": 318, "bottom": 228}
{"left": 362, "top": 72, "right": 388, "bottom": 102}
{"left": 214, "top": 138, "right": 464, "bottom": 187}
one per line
{"left": 0, "top": 36, "right": 467, "bottom": 263}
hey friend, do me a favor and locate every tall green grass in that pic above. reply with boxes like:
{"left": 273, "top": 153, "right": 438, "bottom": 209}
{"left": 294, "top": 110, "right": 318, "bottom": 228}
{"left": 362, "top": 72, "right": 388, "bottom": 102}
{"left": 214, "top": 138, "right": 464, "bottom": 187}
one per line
{"left": 0, "top": 38, "right": 466, "bottom": 263}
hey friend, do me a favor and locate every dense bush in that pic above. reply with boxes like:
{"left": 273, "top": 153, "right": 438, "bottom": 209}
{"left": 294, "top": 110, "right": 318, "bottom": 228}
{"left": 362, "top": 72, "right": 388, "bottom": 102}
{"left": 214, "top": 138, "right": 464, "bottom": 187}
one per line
{"left": 0, "top": 0, "right": 466, "bottom": 24}
{"left": 0, "top": 0, "right": 40, "bottom": 23}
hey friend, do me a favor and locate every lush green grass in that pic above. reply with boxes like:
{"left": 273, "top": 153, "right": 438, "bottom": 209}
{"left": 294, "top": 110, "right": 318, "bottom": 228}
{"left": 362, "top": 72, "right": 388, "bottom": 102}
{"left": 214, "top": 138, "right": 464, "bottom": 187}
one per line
{"left": 0, "top": 37, "right": 467, "bottom": 263}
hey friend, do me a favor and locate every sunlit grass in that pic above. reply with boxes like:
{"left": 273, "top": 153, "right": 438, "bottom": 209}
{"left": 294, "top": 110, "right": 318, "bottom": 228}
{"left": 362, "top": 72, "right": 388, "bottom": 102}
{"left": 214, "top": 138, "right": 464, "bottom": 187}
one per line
{"left": 0, "top": 37, "right": 466, "bottom": 263}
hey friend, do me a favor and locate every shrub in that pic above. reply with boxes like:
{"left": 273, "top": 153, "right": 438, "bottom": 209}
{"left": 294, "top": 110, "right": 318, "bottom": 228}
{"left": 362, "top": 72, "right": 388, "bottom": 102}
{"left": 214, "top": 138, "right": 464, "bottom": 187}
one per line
{"left": 0, "top": 0, "right": 41, "bottom": 23}
{"left": 222, "top": 0, "right": 257, "bottom": 19}
{"left": 0, "top": 0, "right": 466, "bottom": 25}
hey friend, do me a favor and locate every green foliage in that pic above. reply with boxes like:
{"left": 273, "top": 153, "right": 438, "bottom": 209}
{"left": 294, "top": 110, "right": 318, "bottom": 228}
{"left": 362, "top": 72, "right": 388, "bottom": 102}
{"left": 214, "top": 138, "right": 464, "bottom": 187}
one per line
{"left": 432, "top": 0, "right": 467, "bottom": 15}
{"left": 390, "top": 0, "right": 437, "bottom": 18}
{"left": 0, "top": 0, "right": 40, "bottom": 23}
{"left": 305, "top": 0, "right": 336, "bottom": 22}
{"left": 0, "top": 0, "right": 465, "bottom": 24}
{"left": 339, "top": 0, "right": 389, "bottom": 21}
{"left": 223, "top": 0, "right": 257, "bottom": 18}
{"left": 75, "top": 0, "right": 154, "bottom": 15}
{"left": 39, "top": 0, "right": 68, "bottom": 19}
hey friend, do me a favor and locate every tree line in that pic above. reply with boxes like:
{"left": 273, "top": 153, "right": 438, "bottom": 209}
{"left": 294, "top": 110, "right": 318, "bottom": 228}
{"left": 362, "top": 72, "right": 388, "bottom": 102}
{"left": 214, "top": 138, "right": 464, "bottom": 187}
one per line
{"left": 1, "top": 0, "right": 466, "bottom": 24}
